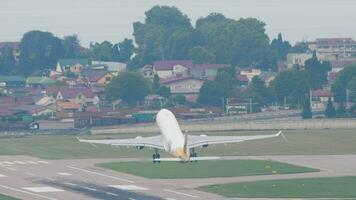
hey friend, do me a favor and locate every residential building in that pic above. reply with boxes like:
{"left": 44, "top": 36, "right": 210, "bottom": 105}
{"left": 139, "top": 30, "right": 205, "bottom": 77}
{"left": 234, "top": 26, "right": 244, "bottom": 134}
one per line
{"left": 311, "top": 89, "right": 333, "bottom": 109}
{"left": 160, "top": 76, "right": 204, "bottom": 94}
{"left": 0, "top": 76, "right": 26, "bottom": 88}
{"left": 192, "top": 64, "right": 229, "bottom": 80}
{"left": 45, "top": 87, "right": 99, "bottom": 105}
{"left": 286, "top": 53, "right": 336, "bottom": 69}
{"left": 308, "top": 38, "right": 356, "bottom": 58}
{"left": 92, "top": 61, "right": 126, "bottom": 75}
{"left": 81, "top": 70, "right": 115, "bottom": 86}
{"left": 153, "top": 60, "right": 193, "bottom": 79}
{"left": 56, "top": 59, "right": 90, "bottom": 73}
{"left": 238, "top": 68, "right": 262, "bottom": 82}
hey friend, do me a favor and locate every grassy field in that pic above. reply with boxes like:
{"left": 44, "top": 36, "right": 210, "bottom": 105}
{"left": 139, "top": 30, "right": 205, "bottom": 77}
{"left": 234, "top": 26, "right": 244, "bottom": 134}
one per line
{"left": 97, "top": 160, "right": 318, "bottom": 179}
{"left": 199, "top": 176, "right": 356, "bottom": 198}
{"left": 0, "top": 129, "right": 355, "bottom": 159}
{"left": 0, "top": 194, "right": 21, "bottom": 200}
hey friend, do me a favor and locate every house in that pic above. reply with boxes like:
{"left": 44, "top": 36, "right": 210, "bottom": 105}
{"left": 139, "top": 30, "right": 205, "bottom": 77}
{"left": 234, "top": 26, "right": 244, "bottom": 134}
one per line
{"left": 81, "top": 70, "right": 114, "bottom": 86}
{"left": 153, "top": 60, "right": 193, "bottom": 79}
{"left": 11, "top": 105, "right": 53, "bottom": 117}
{"left": 238, "top": 68, "right": 262, "bottom": 82}
{"left": 160, "top": 76, "right": 204, "bottom": 94}
{"left": 56, "top": 59, "right": 90, "bottom": 73}
{"left": 311, "top": 89, "right": 333, "bottom": 109}
{"left": 27, "top": 77, "right": 56, "bottom": 88}
{"left": 0, "top": 76, "right": 26, "bottom": 88}
{"left": 308, "top": 38, "right": 356, "bottom": 58}
{"left": 92, "top": 61, "right": 126, "bottom": 75}
{"left": 192, "top": 64, "right": 230, "bottom": 80}
{"left": 45, "top": 87, "right": 99, "bottom": 105}
{"left": 286, "top": 53, "right": 336, "bottom": 69}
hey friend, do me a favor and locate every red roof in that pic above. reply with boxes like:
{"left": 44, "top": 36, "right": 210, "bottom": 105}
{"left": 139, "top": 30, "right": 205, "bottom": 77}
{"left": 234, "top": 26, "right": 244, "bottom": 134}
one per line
{"left": 160, "top": 76, "right": 203, "bottom": 84}
{"left": 57, "top": 101, "right": 81, "bottom": 110}
{"left": 194, "top": 64, "right": 230, "bottom": 70}
{"left": 153, "top": 60, "right": 193, "bottom": 71}
{"left": 45, "top": 87, "right": 95, "bottom": 99}
{"left": 312, "top": 89, "right": 332, "bottom": 97}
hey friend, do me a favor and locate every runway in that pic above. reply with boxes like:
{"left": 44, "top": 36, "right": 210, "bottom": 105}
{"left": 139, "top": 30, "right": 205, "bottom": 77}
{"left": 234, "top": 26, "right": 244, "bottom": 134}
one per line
{"left": 0, "top": 155, "right": 355, "bottom": 200}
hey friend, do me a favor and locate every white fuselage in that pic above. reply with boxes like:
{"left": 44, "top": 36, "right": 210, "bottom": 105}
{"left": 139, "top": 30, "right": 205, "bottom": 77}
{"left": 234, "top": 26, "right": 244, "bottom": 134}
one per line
{"left": 156, "top": 109, "right": 185, "bottom": 155}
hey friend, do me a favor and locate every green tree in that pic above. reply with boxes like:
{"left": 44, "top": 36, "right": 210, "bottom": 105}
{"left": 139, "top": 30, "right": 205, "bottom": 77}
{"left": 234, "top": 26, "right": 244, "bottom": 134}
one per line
{"left": 19, "top": 30, "right": 64, "bottom": 75}
{"left": 347, "top": 76, "right": 356, "bottom": 102}
{"left": 105, "top": 71, "right": 152, "bottom": 105}
{"left": 304, "top": 51, "right": 332, "bottom": 89}
{"left": 118, "top": 38, "right": 134, "bottom": 63}
{"left": 133, "top": 6, "right": 192, "bottom": 64}
{"left": 332, "top": 64, "right": 356, "bottom": 103}
{"left": 270, "top": 33, "right": 291, "bottom": 61}
{"left": 290, "top": 42, "right": 309, "bottom": 53}
{"left": 188, "top": 46, "right": 215, "bottom": 63}
{"left": 91, "top": 41, "right": 117, "bottom": 61}
{"left": 198, "top": 81, "right": 227, "bottom": 106}
{"left": 62, "top": 35, "right": 80, "bottom": 58}
{"left": 157, "top": 86, "right": 171, "bottom": 98}
{"left": 153, "top": 74, "right": 160, "bottom": 91}
{"left": 302, "top": 98, "right": 312, "bottom": 119}
{"left": 246, "top": 76, "right": 270, "bottom": 106}
{"left": 336, "top": 102, "right": 347, "bottom": 117}
{"left": 325, "top": 97, "right": 336, "bottom": 118}
{"left": 269, "top": 69, "right": 310, "bottom": 106}
{"left": 0, "top": 46, "right": 15, "bottom": 75}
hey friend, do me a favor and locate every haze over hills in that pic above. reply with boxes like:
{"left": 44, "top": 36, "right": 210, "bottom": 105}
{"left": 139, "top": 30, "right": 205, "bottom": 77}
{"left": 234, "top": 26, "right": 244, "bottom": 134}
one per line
{"left": 1, "top": 0, "right": 356, "bottom": 46}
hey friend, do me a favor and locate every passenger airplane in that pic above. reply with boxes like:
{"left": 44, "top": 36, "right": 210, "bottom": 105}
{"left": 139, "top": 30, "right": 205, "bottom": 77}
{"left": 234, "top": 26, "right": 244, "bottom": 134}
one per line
{"left": 78, "top": 109, "right": 282, "bottom": 162}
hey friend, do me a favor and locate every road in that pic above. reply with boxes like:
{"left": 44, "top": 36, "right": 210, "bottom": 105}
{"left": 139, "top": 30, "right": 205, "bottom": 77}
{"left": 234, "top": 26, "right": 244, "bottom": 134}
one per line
{"left": 0, "top": 155, "right": 356, "bottom": 200}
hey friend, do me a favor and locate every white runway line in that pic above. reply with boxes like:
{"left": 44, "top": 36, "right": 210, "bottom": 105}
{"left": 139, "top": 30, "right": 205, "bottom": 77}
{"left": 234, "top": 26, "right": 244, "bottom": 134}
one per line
{"left": 105, "top": 192, "right": 119, "bottom": 197}
{"left": 109, "top": 185, "right": 149, "bottom": 191}
{"left": 25, "top": 172, "right": 35, "bottom": 176}
{"left": 57, "top": 172, "right": 72, "bottom": 176}
{"left": 0, "top": 174, "right": 6, "bottom": 177}
{"left": 64, "top": 182, "right": 77, "bottom": 186}
{"left": 163, "top": 189, "right": 198, "bottom": 198}
{"left": 82, "top": 186, "right": 98, "bottom": 191}
{"left": 0, "top": 185, "right": 57, "bottom": 200}
{"left": 26, "top": 161, "right": 38, "bottom": 164}
{"left": 66, "top": 165, "right": 134, "bottom": 183}
{"left": 14, "top": 161, "right": 26, "bottom": 165}
{"left": 38, "top": 161, "right": 50, "bottom": 164}
{"left": 3, "top": 161, "right": 14, "bottom": 165}
{"left": 22, "top": 186, "right": 64, "bottom": 193}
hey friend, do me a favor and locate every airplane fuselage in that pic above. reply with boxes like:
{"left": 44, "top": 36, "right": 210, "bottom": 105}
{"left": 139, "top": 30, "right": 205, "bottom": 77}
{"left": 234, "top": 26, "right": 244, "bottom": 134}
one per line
{"left": 156, "top": 109, "right": 190, "bottom": 161}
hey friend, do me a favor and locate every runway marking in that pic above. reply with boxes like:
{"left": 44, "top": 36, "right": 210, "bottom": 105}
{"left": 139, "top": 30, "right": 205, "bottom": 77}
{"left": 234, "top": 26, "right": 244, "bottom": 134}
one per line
{"left": 128, "top": 198, "right": 137, "bottom": 200}
{"left": 14, "top": 161, "right": 26, "bottom": 165}
{"left": 64, "top": 182, "right": 77, "bottom": 186}
{"left": 27, "top": 161, "right": 38, "bottom": 164}
{"left": 165, "top": 198, "right": 177, "bottom": 200}
{"left": 105, "top": 192, "right": 119, "bottom": 197}
{"left": 82, "top": 186, "right": 98, "bottom": 191}
{"left": 38, "top": 161, "right": 50, "bottom": 164}
{"left": 0, "top": 185, "right": 57, "bottom": 200}
{"left": 109, "top": 185, "right": 149, "bottom": 191}
{"left": 3, "top": 161, "right": 14, "bottom": 165}
{"left": 0, "top": 174, "right": 6, "bottom": 177}
{"left": 23, "top": 186, "right": 64, "bottom": 193}
{"left": 163, "top": 189, "right": 198, "bottom": 198}
{"left": 66, "top": 165, "right": 134, "bottom": 183}
{"left": 57, "top": 172, "right": 72, "bottom": 176}
{"left": 44, "top": 177, "right": 56, "bottom": 181}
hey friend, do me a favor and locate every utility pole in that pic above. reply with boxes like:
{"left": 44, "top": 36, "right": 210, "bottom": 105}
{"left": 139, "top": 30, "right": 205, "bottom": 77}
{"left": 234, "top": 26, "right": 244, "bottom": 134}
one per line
{"left": 249, "top": 98, "right": 252, "bottom": 114}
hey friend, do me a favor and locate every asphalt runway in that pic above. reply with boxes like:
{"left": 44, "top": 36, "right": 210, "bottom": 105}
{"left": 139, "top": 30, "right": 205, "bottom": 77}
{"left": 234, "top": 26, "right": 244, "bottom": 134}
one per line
{"left": 0, "top": 155, "right": 356, "bottom": 200}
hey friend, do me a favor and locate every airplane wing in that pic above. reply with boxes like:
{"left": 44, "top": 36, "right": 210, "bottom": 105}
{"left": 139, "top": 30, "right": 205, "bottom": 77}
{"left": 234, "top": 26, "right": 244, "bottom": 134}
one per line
{"left": 187, "top": 131, "right": 282, "bottom": 148}
{"left": 77, "top": 135, "right": 164, "bottom": 150}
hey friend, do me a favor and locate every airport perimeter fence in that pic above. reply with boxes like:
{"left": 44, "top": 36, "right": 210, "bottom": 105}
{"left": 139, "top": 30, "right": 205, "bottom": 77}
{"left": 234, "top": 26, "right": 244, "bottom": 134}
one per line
{"left": 91, "top": 118, "right": 356, "bottom": 134}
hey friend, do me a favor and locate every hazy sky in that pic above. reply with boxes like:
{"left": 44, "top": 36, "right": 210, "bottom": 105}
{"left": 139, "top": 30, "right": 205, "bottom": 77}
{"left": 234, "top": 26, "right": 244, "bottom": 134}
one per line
{"left": 1, "top": 0, "right": 356, "bottom": 46}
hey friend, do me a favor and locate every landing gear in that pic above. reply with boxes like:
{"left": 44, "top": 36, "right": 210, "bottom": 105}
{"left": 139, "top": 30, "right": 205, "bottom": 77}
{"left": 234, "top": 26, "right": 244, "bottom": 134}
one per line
{"left": 152, "top": 148, "right": 161, "bottom": 164}
{"left": 190, "top": 148, "right": 197, "bottom": 162}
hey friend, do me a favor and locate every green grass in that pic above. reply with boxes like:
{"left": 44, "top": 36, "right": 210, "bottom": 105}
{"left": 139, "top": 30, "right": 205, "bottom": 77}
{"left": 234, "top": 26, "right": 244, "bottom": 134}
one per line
{"left": 0, "top": 194, "right": 21, "bottom": 200}
{"left": 0, "top": 129, "right": 355, "bottom": 159}
{"left": 199, "top": 176, "right": 356, "bottom": 198}
{"left": 97, "top": 160, "right": 319, "bottom": 179}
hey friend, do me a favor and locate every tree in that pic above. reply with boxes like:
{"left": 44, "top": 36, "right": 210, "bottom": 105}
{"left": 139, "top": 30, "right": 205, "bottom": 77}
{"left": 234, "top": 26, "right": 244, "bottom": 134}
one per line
{"left": 270, "top": 33, "right": 291, "bottom": 61}
{"left": 91, "top": 41, "right": 117, "bottom": 61}
{"left": 336, "top": 102, "right": 347, "bottom": 117}
{"left": 0, "top": 46, "right": 15, "bottom": 75}
{"left": 332, "top": 64, "right": 356, "bottom": 103}
{"left": 153, "top": 74, "right": 160, "bottom": 91}
{"left": 269, "top": 69, "right": 310, "bottom": 106}
{"left": 325, "top": 97, "right": 336, "bottom": 118}
{"left": 304, "top": 51, "right": 331, "bottom": 89}
{"left": 246, "top": 76, "right": 270, "bottom": 106}
{"left": 198, "top": 81, "right": 227, "bottom": 106}
{"left": 290, "top": 42, "right": 309, "bottom": 53}
{"left": 62, "top": 35, "right": 80, "bottom": 58}
{"left": 105, "top": 71, "right": 152, "bottom": 105}
{"left": 347, "top": 76, "right": 356, "bottom": 102}
{"left": 157, "top": 86, "right": 171, "bottom": 98}
{"left": 19, "top": 30, "right": 64, "bottom": 75}
{"left": 118, "top": 38, "right": 134, "bottom": 63}
{"left": 302, "top": 98, "right": 312, "bottom": 119}
{"left": 188, "top": 46, "right": 215, "bottom": 63}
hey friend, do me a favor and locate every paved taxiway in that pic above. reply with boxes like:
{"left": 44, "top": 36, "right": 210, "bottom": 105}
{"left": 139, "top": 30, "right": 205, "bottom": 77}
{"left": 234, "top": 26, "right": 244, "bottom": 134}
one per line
{"left": 0, "top": 155, "right": 356, "bottom": 200}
